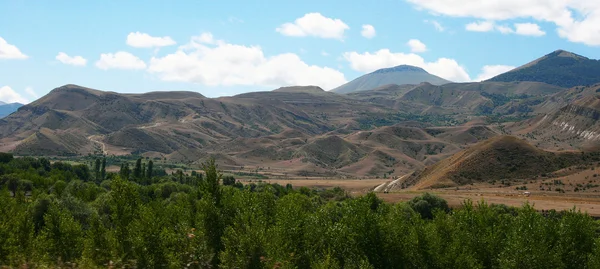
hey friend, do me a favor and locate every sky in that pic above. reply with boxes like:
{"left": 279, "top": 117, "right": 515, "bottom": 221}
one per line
{"left": 1, "top": 0, "right": 600, "bottom": 103}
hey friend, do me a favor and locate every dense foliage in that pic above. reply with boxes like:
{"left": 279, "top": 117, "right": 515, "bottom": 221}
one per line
{"left": 1, "top": 155, "right": 600, "bottom": 268}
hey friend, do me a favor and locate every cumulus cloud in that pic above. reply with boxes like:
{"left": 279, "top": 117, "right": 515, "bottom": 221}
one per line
{"left": 514, "top": 23, "right": 546, "bottom": 36}
{"left": 55, "top": 52, "right": 87, "bottom": 66}
{"left": 406, "top": 0, "right": 600, "bottom": 45}
{"left": 407, "top": 39, "right": 428, "bottom": 53}
{"left": 342, "top": 49, "right": 471, "bottom": 82}
{"left": 361, "top": 24, "right": 376, "bottom": 38}
{"left": 466, "top": 21, "right": 495, "bottom": 32}
{"left": 474, "top": 65, "right": 516, "bottom": 81}
{"left": 276, "top": 13, "right": 350, "bottom": 40}
{"left": 0, "top": 37, "right": 28, "bottom": 59}
{"left": 147, "top": 33, "right": 347, "bottom": 90}
{"left": 126, "top": 32, "right": 176, "bottom": 48}
{"left": 95, "top": 51, "right": 147, "bottom": 70}
{"left": 0, "top": 86, "right": 29, "bottom": 104}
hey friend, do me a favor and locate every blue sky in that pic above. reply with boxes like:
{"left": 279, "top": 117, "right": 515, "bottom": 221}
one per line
{"left": 1, "top": 0, "right": 600, "bottom": 103}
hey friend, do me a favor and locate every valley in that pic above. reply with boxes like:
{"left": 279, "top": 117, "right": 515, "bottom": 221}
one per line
{"left": 2, "top": 49, "right": 600, "bottom": 215}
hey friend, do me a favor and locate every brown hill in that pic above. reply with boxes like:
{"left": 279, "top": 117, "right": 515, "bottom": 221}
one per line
{"left": 0, "top": 81, "right": 581, "bottom": 177}
{"left": 508, "top": 85, "right": 600, "bottom": 151}
{"left": 349, "top": 81, "right": 563, "bottom": 118}
{"left": 398, "top": 136, "right": 599, "bottom": 189}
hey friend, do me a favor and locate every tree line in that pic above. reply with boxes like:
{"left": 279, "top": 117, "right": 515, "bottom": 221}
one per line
{"left": 1, "top": 153, "right": 600, "bottom": 268}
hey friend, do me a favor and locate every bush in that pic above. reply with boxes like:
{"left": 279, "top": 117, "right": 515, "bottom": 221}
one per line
{"left": 407, "top": 192, "right": 449, "bottom": 219}
{"left": 222, "top": 175, "right": 236, "bottom": 186}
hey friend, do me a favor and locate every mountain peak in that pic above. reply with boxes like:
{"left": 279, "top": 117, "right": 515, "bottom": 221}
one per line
{"left": 548, "top": 49, "right": 588, "bottom": 60}
{"left": 487, "top": 49, "right": 600, "bottom": 88}
{"left": 332, "top": 65, "right": 450, "bottom": 94}
{"left": 371, "top": 65, "right": 427, "bottom": 74}
{"left": 273, "top": 86, "right": 325, "bottom": 93}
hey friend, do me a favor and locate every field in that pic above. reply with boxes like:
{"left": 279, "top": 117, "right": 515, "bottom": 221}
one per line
{"left": 250, "top": 178, "right": 600, "bottom": 217}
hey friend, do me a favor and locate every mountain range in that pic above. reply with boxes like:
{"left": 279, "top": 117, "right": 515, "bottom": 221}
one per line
{"left": 0, "top": 102, "right": 23, "bottom": 118}
{"left": 1, "top": 49, "right": 599, "bottom": 179}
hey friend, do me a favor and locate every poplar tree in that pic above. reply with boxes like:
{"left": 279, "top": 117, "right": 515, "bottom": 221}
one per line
{"left": 146, "top": 160, "right": 153, "bottom": 182}
{"left": 100, "top": 158, "right": 106, "bottom": 181}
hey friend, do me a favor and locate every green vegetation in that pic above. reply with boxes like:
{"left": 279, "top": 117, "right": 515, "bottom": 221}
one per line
{"left": 357, "top": 112, "right": 458, "bottom": 129}
{"left": 1, "top": 154, "right": 600, "bottom": 268}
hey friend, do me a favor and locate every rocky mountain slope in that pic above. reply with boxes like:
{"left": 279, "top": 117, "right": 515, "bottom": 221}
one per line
{"left": 508, "top": 84, "right": 600, "bottom": 151}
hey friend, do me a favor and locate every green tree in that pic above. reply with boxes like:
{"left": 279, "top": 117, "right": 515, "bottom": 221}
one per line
{"left": 119, "top": 162, "right": 131, "bottom": 180}
{"left": 109, "top": 176, "right": 140, "bottom": 261}
{"left": 133, "top": 158, "right": 142, "bottom": 180}
{"left": 94, "top": 158, "right": 101, "bottom": 182}
{"left": 82, "top": 213, "right": 112, "bottom": 267}
{"left": 0, "top": 152, "right": 13, "bottom": 163}
{"left": 100, "top": 157, "right": 106, "bottom": 181}
{"left": 222, "top": 175, "right": 236, "bottom": 186}
{"left": 408, "top": 192, "right": 450, "bottom": 219}
{"left": 146, "top": 160, "right": 153, "bottom": 182}
{"left": 198, "top": 158, "right": 224, "bottom": 267}
{"left": 35, "top": 204, "right": 84, "bottom": 264}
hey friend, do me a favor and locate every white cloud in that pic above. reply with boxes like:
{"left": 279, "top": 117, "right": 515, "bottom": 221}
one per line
{"left": 361, "top": 24, "right": 376, "bottom": 38}
{"left": 95, "top": 51, "right": 147, "bottom": 70}
{"left": 0, "top": 86, "right": 29, "bottom": 104}
{"left": 465, "top": 21, "right": 546, "bottom": 36}
{"left": 466, "top": 21, "right": 495, "bottom": 32}
{"left": 424, "top": 20, "right": 445, "bottom": 32}
{"left": 0, "top": 37, "right": 28, "bottom": 59}
{"left": 194, "top": 33, "right": 217, "bottom": 44}
{"left": 25, "top": 87, "right": 38, "bottom": 98}
{"left": 126, "top": 32, "right": 176, "bottom": 48}
{"left": 406, "top": 0, "right": 600, "bottom": 46}
{"left": 343, "top": 49, "right": 471, "bottom": 82}
{"left": 276, "top": 13, "right": 350, "bottom": 40}
{"left": 147, "top": 33, "right": 347, "bottom": 90}
{"left": 407, "top": 39, "right": 428, "bottom": 53}
{"left": 55, "top": 52, "right": 87, "bottom": 66}
{"left": 496, "top": 25, "right": 514, "bottom": 34}
{"left": 514, "top": 22, "right": 546, "bottom": 36}
{"left": 474, "top": 65, "right": 516, "bottom": 81}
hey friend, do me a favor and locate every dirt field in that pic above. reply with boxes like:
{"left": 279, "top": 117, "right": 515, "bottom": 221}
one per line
{"left": 239, "top": 178, "right": 389, "bottom": 193}
{"left": 244, "top": 178, "right": 600, "bottom": 217}
{"left": 378, "top": 191, "right": 600, "bottom": 217}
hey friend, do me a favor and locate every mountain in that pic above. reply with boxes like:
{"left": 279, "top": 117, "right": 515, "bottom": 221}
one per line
{"left": 0, "top": 102, "right": 24, "bottom": 118}
{"left": 488, "top": 50, "right": 600, "bottom": 88}
{"left": 395, "top": 135, "right": 600, "bottom": 190}
{"left": 332, "top": 65, "right": 451, "bottom": 94}
{"left": 0, "top": 84, "right": 509, "bottom": 177}
{"left": 509, "top": 84, "right": 600, "bottom": 151}
{"left": 348, "top": 81, "right": 563, "bottom": 117}
{"left": 4, "top": 80, "right": 595, "bottom": 177}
